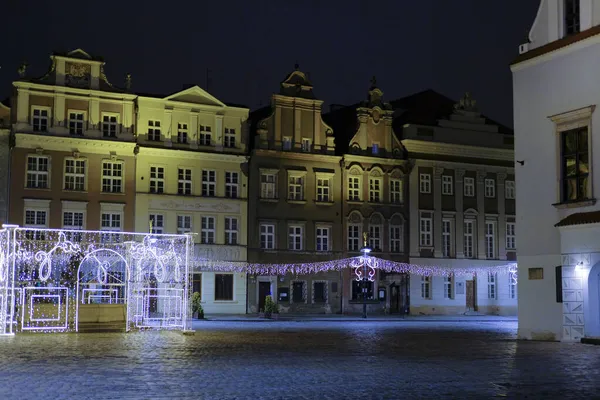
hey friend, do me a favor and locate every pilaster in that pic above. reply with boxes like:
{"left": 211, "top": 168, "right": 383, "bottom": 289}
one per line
{"left": 122, "top": 102, "right": 133, "bottom": 135}
{"left": 16, "top": 89, "right": 30, "bottom": 125}
{"left": 190, "top": 113, "right": 199, "bottom": 149}
{"left": 476, "top": 170, "right": 486, "bottom": 259}
{"left": 215, "top": 114, "right": 224, "bottom": 150}
{"left": 294, "top": 108, "right": 301, "bottom": 146}
{"left": 90, "top": 64, "right": 100, "bottom": 90}
{"left": 455, "top": 169, "right": 465, "bottom": 258}
{"left": 88, "top": 97, "right": 100, "bottom": 135}
{"left": 164, "top": 109, "right": 173, "bottom": 147}
{"left": 409, "top": 168, "right": 420, "bottom": 258}
{"left": 497, "top": 172, "right": 507, "bottom": 260}
{"left": 53, "top": 93, "right": 66, "bottom": 131}
{"left": 433, "top": 166, "right": 443, "bottom": 258}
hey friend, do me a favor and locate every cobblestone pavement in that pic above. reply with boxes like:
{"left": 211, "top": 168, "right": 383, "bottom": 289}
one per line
{"left": 0, "top": 320, "right": 599, "bottom": 399}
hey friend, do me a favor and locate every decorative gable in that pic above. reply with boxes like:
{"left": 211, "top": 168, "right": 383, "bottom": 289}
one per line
{"left": 164, "top": 86, "right": 225, "bottom": 107}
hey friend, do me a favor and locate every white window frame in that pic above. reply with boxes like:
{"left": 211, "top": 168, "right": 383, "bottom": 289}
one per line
{"left": 421, "top": 276, "right": 431, "bottom": 299}
{"left": 201, "top": 216, "right": 216, "bottom": 244}
{"left": 225, "top": 217, "right": 238, "bottom": 245}
{"left": 225, "top": 171, "right": 239, "bottom": 199}
{"left": 178, "top": 168, "right": 192, "bottom": 195}
{"left": 149, "top": 213, "right": 164, "bottom": 234}
{"left": 389, "top": 222, "right": 403, "bottom": 253}
{"left": 316, "top": 225, "right": 330, "bottom": 252}
{"left": 488, "top": 272, "right": 497, "bottom": 299}
{"left": 100, "top": 202, "right": 124, "bottom": 243}
{"left": 348, "top": 175, "right": 361, "bottom": 201}
{"left": 316, "top": 176, "right": 331, "bottom": 202}
{"left": 260, "top": 223, "right": 275, "bottom": 250}
{"left": 202, "top": 170, "right": 217, "bottom": 197}
{"left": 260, "top": 171, "right": 277, "bottom": 199}
{"left": 26, "top": 155, "right": 50, "bottom": 189}
{"left": 442, "top": 175, "right": 453, "bottom": 195}
{"left": 61, "top": 201, "right": 86, "bottom": 231}
{"left": 101, "top": 160, "right": 123, "bottom": 193}
{"left": 420, "top": 173, "right": 431, "bottom": 194}
{"left": 288, "top": 172, "right": 305, "bottom": 201}
{"left": 419, "top": 215, "right": 432, "bottom": 247}
{"left": 148, "top": 120, "right": 161, "bottom": 141}
{"left": 369, "top": 177, "right": 382, "bottom": 203}
{"left": 443, "top": 275, "right": 453, "bottom": 299}
{"left": 64, "top": 158, "right": 86, "bottom": 191}
{"left": 224, "top": 128, "right": 236, "bottom": 148}
{"left": 31, "top": 106, "right": 50, "bottom": 132}
{"left": 24, "top": 199, "right": 50, "bottom": 240}
{"left": 484, "top": 178, "right": 496, "bottom": 198}
{"left": 390, "top": 178, "right": 403, "bottom": 204}
{"left": 177, "top": 215, "right": 192, "bottom": 234}
{"left": 485, "top": 221, "right": 496, "bottom": 259}
{"left": 199, "top": 125, "right": 212, "bottom": 146}
{"left": 368, "top": 224, "right": 381, "bottom": 251}
{"left": 288, "top": 224, "right": 304, "bottom": 251}
{"left": 301, "top": 138, "right": 311, "bottom": 152}
{"left": 506, "top": 222, "right": 516, "bottom": 250}
{"left": 101, "top": 113, "right": 119, "bottom": 138}
{"left": 150, "top": 166, "right": 165, "bottom": 194}
{"left": 505, "top": 180, "right": 515, "bottom": 199}
{"left": 348, "top": 223, "right": 361, "bottom": 252}
{"left": 442, "top": 218, "right": 452, "bottom": 257}
{"left": 464, "top": 218, "right": 475, "bottom": 258}
{"left": 464, "top": 177, "right": 475, "bottom": 197}
{"left": 177, "top": 122, "right": 188, "bottom": 144}
{"left": 68, "top": 110, "right": 85, "bottom": 135}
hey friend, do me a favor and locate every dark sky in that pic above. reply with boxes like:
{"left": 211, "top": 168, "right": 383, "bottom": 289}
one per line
{"left": 1, "top": 0, "right": 539, "bottom": 127}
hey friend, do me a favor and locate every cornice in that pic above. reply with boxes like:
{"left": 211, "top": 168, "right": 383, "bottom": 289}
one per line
{"left": 138, "top": 146, "right": 247, "bottom": 163}
{"left": 14, "top": 81, "right": 137, "bottom": 100}
{"left": 343, "top": 154, "right": 406, "bottom": 166}
{"left": 253, "top": 149, "right": 341, "bottom": 164}
{"left": 272, "top": 94, "right": 324, "bottom": 107}
{"left": 15, "top": 133, "right": 137, "bottom": 154}
{"left": 402, "top": 139, "right": 513, "bottom": 162}
{"left": 138, "top": 95, "right": 249, "bottom": 115}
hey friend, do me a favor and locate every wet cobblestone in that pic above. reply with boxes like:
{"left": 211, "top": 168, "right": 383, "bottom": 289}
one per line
{"left": 0, "top": 320, "right": 599, "bottom": 399}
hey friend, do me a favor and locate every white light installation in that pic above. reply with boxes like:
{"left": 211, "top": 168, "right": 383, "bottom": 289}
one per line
{"left": 0, "top": 225, "right": 193, "bottom": 335}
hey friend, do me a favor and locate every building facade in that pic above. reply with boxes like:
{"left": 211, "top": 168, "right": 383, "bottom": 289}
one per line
{"left": 512, "top": 0, "right": 600, "bottom": 341}
{"left": 9, "top": 49, "right": 137, "bottom": 233}
{"left": 400, "top": 91, "right": 517, "bottom": 315}
{"left": 0, "top": 100, "right": 10, "bottom": 224}
{"left": 134, "top": 86, "right": 249, "bottom": 314}
{"left": 247, "top": 67, "right": 343, "bottom": 314}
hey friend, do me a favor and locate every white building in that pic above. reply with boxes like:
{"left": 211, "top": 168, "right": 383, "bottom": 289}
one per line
{"left": 512, "top": 0, "right": 600, "bottom": 341}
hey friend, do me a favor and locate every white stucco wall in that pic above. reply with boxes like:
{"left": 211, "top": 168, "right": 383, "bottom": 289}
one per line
{"left": 196, "top": 271, "right": 247, "bottom": 314}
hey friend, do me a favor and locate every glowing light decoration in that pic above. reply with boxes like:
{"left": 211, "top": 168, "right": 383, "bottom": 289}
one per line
{"left": 0, "top": 226, "right": 193, "bottom": 335}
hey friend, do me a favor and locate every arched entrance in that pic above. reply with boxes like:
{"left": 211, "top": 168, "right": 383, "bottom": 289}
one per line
{"left": 75, "top": 249, "right": 128, "bottom": 332}
{"left": 586, "top": 263, "right": 600, "bottom": 337}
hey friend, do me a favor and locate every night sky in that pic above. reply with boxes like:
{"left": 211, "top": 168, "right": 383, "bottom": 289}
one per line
{"left": 1, "top": 0, "right": 539, "bottom": 127}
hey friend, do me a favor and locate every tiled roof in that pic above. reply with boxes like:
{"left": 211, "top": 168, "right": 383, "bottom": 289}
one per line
{"left": 555, "top": 210, "right": 600, "bottom": 227}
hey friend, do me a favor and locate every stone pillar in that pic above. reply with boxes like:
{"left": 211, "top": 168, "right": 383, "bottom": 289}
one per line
{"left": 215, "top": 114, "right": 224, "bottom": 150}
{"left": 409, "top": 167, "right": 420, "bottom": 258}
{"left": 497, "top": 172, "right": 507, "bottom": 260}
{"left": 88, "top": 97, "right": 100, "bottom": 135}
{"left": 190, "top": 113, "right": 199, "bottom": 149}
{"left": 53, "top": 93, "right": 66, "bottom": 132}
{"left": 433, "top": 166, "right": 444, "bottom": 258}
{"left": 164, "top": 109, "right": 173, "bottom": 147}
{"left": 476, "top": 170, "right": 486, "bottom": 259}
{"left": 455, "top": 169, "right": 465, "bottom": 258}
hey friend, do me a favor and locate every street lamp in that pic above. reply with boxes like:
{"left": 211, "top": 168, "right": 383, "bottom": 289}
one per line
{"left": 360, "top": 232, "right": 372, "bottom": 319}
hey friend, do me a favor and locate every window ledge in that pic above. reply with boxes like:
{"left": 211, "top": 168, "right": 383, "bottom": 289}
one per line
{"left": 347, "top": 200, "right": 363, "bottom": 205}
{"left": 287, "top": 200, "right": 307, "bottom": 205}
{"left": 349, "top": 300, "right": 380, "bottom": 304}
{"left": 552, "top": 198, "right": 597, "bottom": 209}
{"left": 419, "top": 246, "right": 434, "bottom": 251}
{"left": 314, "top": 201, "right": 334, "bottom": 206}
{"left": 260, "top": 198, "right": 279, "bottom": 203}
{"left": 101, "top": 192, "right": 126, "bottom": 196}
{"left": 25, "top": 187, "right": 51, "bottom": 191}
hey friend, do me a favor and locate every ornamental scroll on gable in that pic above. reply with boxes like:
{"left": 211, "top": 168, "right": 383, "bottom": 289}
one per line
{"left": 454, "top": 92, "right": 478, "bottom": 112}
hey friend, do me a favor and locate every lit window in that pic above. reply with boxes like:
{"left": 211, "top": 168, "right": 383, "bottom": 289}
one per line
{"left": 178, "top": 168, "right": 192, "bottom": 195}
{"left": 561, "top": 127, "right": 589, "bottom": 202}
{"left": 225, "top": 172, "right": 239, "bottom": 198}
{"left": 202, "top": 170, "right": 216, "bottom": 197}
{"left": 68, "top": 111, "right": 84, "bottom": 135}
{"left": 26, "top": 155, "right": 49, "bottom": 189}
{"left": 225, "top": 217, "right": 238, "bottom": 245}
{"left": 420, "top": 173, "right": 431, "bottom": 193}
{"left": 64, "top": 159, "right": 86, "bottom": 191}
{"left": 224, "top": 128, "right": 236, "bottom": 148}
{"left": 201, "top": 216, "right": 215, "bottom": 244}
{"left": 101, "top": 161, "right": 123, "bottom": 193}
{"left": 149, "top": 166, "right": 164, "bottom": 194}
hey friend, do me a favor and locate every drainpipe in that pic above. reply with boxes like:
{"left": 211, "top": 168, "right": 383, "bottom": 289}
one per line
{"left": 339, "top": 156, "right": 345, "bottom": 314}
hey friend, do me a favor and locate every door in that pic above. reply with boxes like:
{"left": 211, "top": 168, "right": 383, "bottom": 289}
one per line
{"left": 390, "top": 285, "right": 399, "bottom": 313}
{"left": 258, "top": 282, "right": 271, "bottom": 312}
{"left": 389, "top": 274, "right": 410, "bottom": 315}
{"left": 466, "top": 280, "right": 476, "bottom": 310}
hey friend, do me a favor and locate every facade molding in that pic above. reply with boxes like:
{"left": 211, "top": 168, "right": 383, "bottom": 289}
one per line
{"left": 403, "top": 139, "right": 513, "bottom": 162}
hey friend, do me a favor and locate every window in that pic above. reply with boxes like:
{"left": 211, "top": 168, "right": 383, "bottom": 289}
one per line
{"left": 101, "top": 212, "right": 121, "bottom": 242}
{"left": 102, "top": 114, "right": 118, "bottom": 138}
{"left": 565, "top": 0, "right": 580, "bottom": 35}
{"left": 420, "top": 173, "right": 431, "bottom": 193}
{"left": 225, "top": 172, "right": 239, "bottom": 198}
{"left": 149, "top": 214, "right": 164, "bottom": 234}
{"left": 369, "top": 224, "right": 381, "bottom": 250}
{"left": 101, "top": 161, "right": 123, "bottom": 193}
{"left": 192, "top": 273, "right": 202, "bottom": 298}
{"left": 225, "top": 217, "right": 238, "bottom": 245}
{"left": 147, "top": 120, "right": 161, "bottom": 141}
{"left": 178, "top": 168, "right": 192, "bottom": 195}
{"left": 509, "top": 270, "right": 517, "bottom": 299}
{"left": 487, "top": 272, "right": 497, "bottom": 299}
{"left": 348, "top": 224, "right": 360, "bottom": 251}
{"left": 149, "top": 166, "right": 164, "bottom": 194}
{"left": 484, "top": 179, "right": 495, "bottom": 198}
{"left": 199, "top": 125, "right": 212, "bottom": 146}
{"left": 505, "top": 180, "right": 515, "bottom": 199}
{"left": 506, "top": 222, "right": 516, "bottom": 250}
{"left": 224, "top": 128, "right": 236, "bottom": 148}
{"left": 201, "top": 216, "right": 215, "bottom": 244}
{"left": 443, "top": 276, "right": 453, "bottom": 299}
{"left": 372, "top": 143, "right": 379, "bottom": 155}
{"left": 316, "top": 177, "right": 330, "bottom": 202}
{"left": 419, "top": 216, "right": 432, "bottom": 247}
{"left": 26, "top": 155, "right": 49, "bottom": 189}
{"left": 292, "top": 282, "right": 305, "bottom": 303}
{"left": 25, "top": 209, "right": 47, "bottom": 240}
{"left": 421, "top": 276, "right": 431, "bottom": 299}
{"left": 485, "top": 221, "right": 496, "bottom": 259}
{"left": 316, "top": 226, "right": 330, "bottom": 252}
{"left": 177, "top": 215, "right": 192, "bottom": 234}
{"left": 389, "top": 223, "right": 403, "bottom": 253}
{"left": 313, "top": 282, "right": 327, "bottom": 303}
{"left": 68, "top": 111, "right": 84, "bottom": 135}
{"left": 352, "top": 279, "right": 374, "bottom": 301}
{"left": 348, "top": 177, "right": 361, "bottom": 201}
{"left": 390, "top": 179, "right": 402, "bottom": 203}
{"left": 31, "top": 107, "right": 49, "bottom": 132}
{"left": 63, "top": 211, "right": 84, "bottom": 230}
{"left": 64, "top": 159, "right": 86, "bottom": 191}
{"left": 301, "top": 138, "right": 311, "bottom": 152}
{"left": 215, "top": 274, "right": 233, "bottom": 301}
{"left": 442, "top": 175, "right": 453, "bottom": 195}
{"left": 464, "top": 177, "right": 475, "bottom": 197}
{"left": 260, "top": 224, "right": 275, "bottom": 250}
{"left": 464, "top": 220, "right": 475, "bottom": 258}
{"left": 260, "top": 173, "right": 277, "bottom": 199}
{"left": 288, "top": 175, "right": 304, "bottom": 201}
{"left": 442, "top": 219, "right": 452, "bottom": 257}
{"left": 202, "top": 170, "right": 216, "bottom": 197}
{"left": 282, "top": 137, "right": 292, "bottom": 151}
{"left": 369, "top": 178, "right": 381, "bottom": 202}
{"left": 288, "top": 225, "right": 303, "bottom": 250}
{"left": 177, "top": 123, "right": 188, "bottom": 144}
{"left": 561, "top": 127, "right": 589, "bottom": 202}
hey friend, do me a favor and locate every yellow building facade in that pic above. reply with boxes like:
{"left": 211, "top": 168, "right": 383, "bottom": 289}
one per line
{"left": 134, "top": 86, "right": 249, "bottom": 314}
